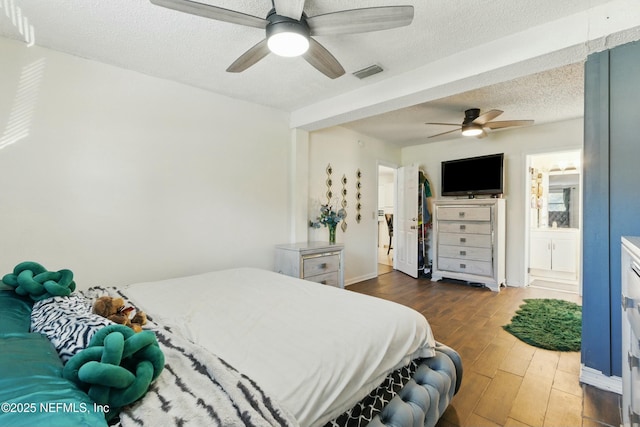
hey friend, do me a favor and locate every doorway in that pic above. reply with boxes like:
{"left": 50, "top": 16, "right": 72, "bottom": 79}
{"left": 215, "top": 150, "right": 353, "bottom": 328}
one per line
{"left": 526, "top": 150, "right": 582, "bottom": 294}
{"left": 378, "top": 165, "right": 395, "bottom": 275}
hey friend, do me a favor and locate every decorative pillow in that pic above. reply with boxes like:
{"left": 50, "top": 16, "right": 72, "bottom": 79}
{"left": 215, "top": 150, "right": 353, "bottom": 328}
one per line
{"left": 63, "top": 324, "right": 165, "bottom": 421}
{"left": 31, "top": 294, "right": 113, "bottom": 363}
{"left": 2, "top": 261, "right": 76, "bottom": 301}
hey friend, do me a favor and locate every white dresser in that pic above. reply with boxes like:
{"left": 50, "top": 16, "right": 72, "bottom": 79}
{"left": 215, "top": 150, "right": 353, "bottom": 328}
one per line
{"left": 432, "top": 198, "right": 506, "bottom": 292}
{"left": 274, "top": 242, "right": 345, "bottom": 288}
{"left": 622, "top": 236, "right": 640, "bottom": 426}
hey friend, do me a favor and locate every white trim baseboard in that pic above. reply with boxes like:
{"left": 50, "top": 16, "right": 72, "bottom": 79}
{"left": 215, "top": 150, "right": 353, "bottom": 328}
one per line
{"left": 580, "top": 365, "right": 622, "bottom": 395}
{"left": 345, "top": 272, "right": 378, "bottom": 287}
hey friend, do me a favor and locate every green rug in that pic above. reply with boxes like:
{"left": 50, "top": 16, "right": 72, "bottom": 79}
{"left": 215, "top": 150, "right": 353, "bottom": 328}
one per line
{"left": 503, "top": 298, "right": 582, "bottom": 351}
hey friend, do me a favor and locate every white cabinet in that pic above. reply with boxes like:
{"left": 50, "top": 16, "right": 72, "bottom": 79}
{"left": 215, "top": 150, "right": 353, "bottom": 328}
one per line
{"left": 274, "top": 242, "right": 345, "bottom": 288}
{"left": 432, "top": 199, "right": 506, "bottom": 292}
{"left": 530, "top": 236, "right": 552, "bottom": 270}
{"left": 622, "top": 236, "right": 640, "bottom": 427}
{"left": 529, "top": 229, "right": 578, "bottom": 281}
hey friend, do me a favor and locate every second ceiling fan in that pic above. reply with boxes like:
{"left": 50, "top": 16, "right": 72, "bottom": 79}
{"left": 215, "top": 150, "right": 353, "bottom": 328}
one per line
{"left": 426, "top": 108, "right": 534, "bottom": 139}
{"left": 150, "top": 0, "right": 414, "bottom": 79}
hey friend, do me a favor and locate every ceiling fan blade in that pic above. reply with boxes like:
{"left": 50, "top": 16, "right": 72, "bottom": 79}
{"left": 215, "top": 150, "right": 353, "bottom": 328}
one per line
{"left": 425, "top": 122, "right": 461, "bottom": 127}
{"left": 472, "top": 109, "right": 503, "bottom": 125}
{"left": 477, "top": 129, "right": 489, "bottom": 138}
{"left": 226, "top": 39, "right": 270, "bottom": 73}
{"left": 150, "top": 0, "right": 267, "bottom": 29}
{"left": 303, "top": 38, "right": 345, "bottom": 79}
{"left": 273, "top": 0, "right": 305, "bottom": 20}
{"left": 428, "top": 128, "right": 460, "bottom": 138}
{"left": 484, "top": 120, "right": 535, "bottom": 129}
{"left": 307, "top": 6, "right": 414, "bottom": 36}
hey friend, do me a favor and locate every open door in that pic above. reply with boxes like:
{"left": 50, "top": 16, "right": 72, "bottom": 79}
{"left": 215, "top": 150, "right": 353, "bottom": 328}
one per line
{"left": 396, "top": 164, "right": 419, "bottom": 278}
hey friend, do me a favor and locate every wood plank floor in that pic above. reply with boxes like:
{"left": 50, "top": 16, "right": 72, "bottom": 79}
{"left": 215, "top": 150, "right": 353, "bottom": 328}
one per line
{"left": 347, "top": 271, "right": 621, "bottom": 427}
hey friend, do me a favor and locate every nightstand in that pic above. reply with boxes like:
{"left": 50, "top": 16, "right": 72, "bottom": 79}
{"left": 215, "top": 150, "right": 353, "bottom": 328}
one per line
{"left": 275, "top": 242, "right": 345, "bottom": 288}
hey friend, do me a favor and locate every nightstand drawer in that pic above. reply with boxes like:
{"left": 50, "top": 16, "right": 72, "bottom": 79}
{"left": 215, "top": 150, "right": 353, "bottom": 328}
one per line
{"left": 303, "top": 254, "right": 340, "bottom": 277}
{"left": 275, "top": 242, "right": 345, "bottom": 288}
{"left": 437, "top": 207, "right": 491, "bottom": 221}
{"left": 305, "top": 271, "right": 340, "bottom": 287}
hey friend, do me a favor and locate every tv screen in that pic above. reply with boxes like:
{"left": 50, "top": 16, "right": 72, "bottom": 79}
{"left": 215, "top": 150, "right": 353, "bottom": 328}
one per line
{"left": 441, "top": 153, "right": 504, "bottom": 197}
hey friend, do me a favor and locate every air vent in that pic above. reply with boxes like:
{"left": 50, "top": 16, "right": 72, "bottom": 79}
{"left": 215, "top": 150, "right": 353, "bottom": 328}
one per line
{"left": 353, "top": 64, "right": 383, "bottom": 79}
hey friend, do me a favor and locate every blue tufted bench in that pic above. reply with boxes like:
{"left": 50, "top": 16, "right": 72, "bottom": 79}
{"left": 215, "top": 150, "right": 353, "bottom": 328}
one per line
{"left": 367, "top": 342, "right": 463, "bottom": 427}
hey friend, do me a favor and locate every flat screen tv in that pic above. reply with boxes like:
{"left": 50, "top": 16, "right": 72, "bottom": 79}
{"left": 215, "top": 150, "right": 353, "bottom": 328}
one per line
{"left": 441, "top": 153, "right": 504, "bottom": 197}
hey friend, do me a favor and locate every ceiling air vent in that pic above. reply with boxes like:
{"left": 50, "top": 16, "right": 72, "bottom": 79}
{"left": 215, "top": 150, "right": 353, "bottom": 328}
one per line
{"left": 353, "top": 64, "right": 383, "bottom": 79}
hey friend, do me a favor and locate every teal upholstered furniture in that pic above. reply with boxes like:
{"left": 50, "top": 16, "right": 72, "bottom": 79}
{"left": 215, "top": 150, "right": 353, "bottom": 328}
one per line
{"left": 0, "top": 290, "right": 108, "bottom": 427}
{"left": 0, "top": 289, "right": 32, "bottom": 333}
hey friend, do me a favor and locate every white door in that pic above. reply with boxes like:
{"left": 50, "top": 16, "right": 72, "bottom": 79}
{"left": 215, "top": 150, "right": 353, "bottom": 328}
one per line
{"left": 396, "top": 164, "right": 419, "bottom": 278}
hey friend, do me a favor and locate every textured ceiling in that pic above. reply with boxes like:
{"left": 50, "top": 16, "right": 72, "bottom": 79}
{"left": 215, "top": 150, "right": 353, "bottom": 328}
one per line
{"left": 1, "top": 0, "right": 639, "bottom": 146}
{"left": 342, "top": 62, "right": 586, "bottom": 146}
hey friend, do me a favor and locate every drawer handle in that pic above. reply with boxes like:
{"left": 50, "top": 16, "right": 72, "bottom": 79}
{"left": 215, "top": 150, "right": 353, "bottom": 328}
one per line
{"left": 460, "top": 237, "right": 466, "bottom": 243}
{"left": 460, "top": 225, "right": 466, "bottom": 231}
{"left": 319, "top": 263, "right": 327, "bottom": 269}
{"left": 459, "top": 263, "right": 466, "bottom": 269}
{"left": 621, "top": 295, "right": 640, "bottom": 313}
{"left": 633, "top": 261, "right": 640, "bottom": 278}
{"left": 458, "top": 212, "right": 465, "bottom": 218}
{"left": 629, "top": 352, "right": 640, "bottom": 369}
{"left": 459, "top": 250, "right": 467, "bottom": 256}
{"left": 320, "top": 280, "right": 327, "bottom": 285}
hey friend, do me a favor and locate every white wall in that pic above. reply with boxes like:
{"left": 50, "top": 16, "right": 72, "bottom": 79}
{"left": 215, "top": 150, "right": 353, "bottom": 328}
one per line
{"left": 0, "top": 38, "right": 291, "bottom": 288}
{"left": 308, "top": 126, "right": 401, "bottom": 284}
{"left": 401, "top": 118, "right": 583, "bottom": 286}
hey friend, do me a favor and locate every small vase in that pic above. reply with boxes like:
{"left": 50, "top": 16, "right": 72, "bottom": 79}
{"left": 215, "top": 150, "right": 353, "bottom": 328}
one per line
{"left": 328, "top": 224, "right": 337, "bottom": 244}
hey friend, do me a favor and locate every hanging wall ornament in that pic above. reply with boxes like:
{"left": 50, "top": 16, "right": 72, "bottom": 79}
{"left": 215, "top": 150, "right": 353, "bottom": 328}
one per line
{"left": 341, "top": 174, "right": 348, "bottom": 232}
{"left": 356, "top": 169, "right": 362, "bottom": 223}
{"left": 326, "top": 164, "right": 333, "bottom": 205}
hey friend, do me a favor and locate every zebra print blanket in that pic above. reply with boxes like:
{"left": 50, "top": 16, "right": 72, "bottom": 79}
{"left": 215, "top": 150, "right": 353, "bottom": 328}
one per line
{"left": 79, "top": 287, "right": 299, "bottom": 427}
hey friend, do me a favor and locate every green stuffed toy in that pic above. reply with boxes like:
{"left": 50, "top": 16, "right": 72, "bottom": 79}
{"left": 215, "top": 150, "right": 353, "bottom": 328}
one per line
{"left": 63, "top": 324, "right": 164, "bottom": 421}
{"left": 2, "top": 261, "right": 76, "bottom": 301}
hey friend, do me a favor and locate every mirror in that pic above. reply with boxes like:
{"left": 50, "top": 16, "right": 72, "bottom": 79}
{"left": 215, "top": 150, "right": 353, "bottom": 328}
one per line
{"left": 547, "top": 172, "right": 579, "bottom": 228}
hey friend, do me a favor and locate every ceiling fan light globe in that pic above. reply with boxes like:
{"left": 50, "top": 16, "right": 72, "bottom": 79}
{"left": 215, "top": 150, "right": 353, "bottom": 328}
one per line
{"left": 268, "top": 32, "right": 309, "bottom": 57}
{"left": 461, "top": 125, "right": 483, "bottom": 137}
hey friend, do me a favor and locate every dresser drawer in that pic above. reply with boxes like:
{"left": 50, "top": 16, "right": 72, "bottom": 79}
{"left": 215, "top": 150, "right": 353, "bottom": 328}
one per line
{"left": 439, "top": 232, "right": 492, "bottom": 248}
{"left": 438, "top": 257, "right": 493, "bottom": 277}
{"left": 629, "top": 329, "right": 640, "bottom": 422}
{"left": 437, "top": 206, "right": 491, "bottom": 221}
{"left": 305, "top": 271, "right": 340, "bottom": 287}
{"left": 623, "top": 259, "right": 640, "bottom": 338}
{"left": 439, "top": 245, "right": 492, "bottom": 262}
{"left": 303, "top": 254, "right": 340, "bottom": 277}
{"left": 438, "top": 221, "right": 491, "bottom": 235}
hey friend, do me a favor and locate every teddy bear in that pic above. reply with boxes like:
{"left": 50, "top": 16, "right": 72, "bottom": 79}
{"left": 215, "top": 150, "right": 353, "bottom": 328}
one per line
{"left": 92, "top": 296, "right": 147, "bottom": 333}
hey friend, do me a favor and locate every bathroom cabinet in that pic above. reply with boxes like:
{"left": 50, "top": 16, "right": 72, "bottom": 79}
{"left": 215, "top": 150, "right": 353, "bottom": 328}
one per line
{"left": 529, "top": 229, "right": 578, "bottom": 281}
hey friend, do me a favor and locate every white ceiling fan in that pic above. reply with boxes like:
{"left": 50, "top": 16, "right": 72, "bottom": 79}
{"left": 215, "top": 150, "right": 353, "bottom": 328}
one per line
{"left": 149, "top": 0, "right": 414, "bottom": 79}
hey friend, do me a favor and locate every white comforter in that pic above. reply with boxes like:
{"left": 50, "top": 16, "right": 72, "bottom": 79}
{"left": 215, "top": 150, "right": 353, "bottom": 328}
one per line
{"left": 123, "top": 268, "right": 435, "bottom": 427}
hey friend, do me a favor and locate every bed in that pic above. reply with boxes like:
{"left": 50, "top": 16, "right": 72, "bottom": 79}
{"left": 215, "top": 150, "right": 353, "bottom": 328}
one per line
{"left": 6, "top": 265, "right": 462, "bottom": 427}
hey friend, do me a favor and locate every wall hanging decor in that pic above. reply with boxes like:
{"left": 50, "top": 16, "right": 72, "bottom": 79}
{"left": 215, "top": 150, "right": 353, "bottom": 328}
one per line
{"left": 355, "top": 169, "right": 362, "bottom": 223}
{"left": 340, "top": 174, "right": 348, "bottom": 232}
{"left": 326, "top": 164, "right": 333, "bottom": 205}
